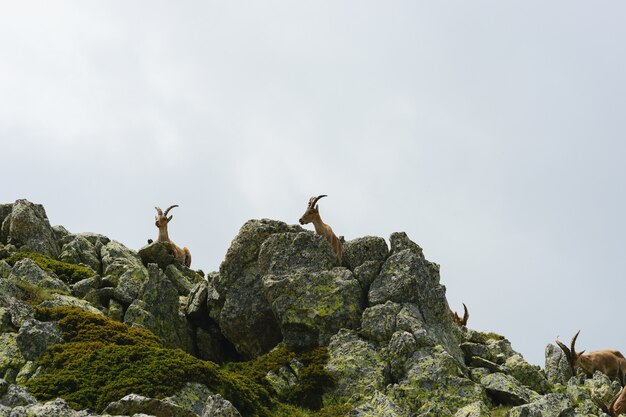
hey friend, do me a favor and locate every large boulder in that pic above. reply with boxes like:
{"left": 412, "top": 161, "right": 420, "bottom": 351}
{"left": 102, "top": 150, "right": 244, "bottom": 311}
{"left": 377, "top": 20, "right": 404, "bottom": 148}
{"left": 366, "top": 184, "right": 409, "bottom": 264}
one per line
{"left": 545, "top": 343, "right": 572, "bottom": 385}
{"left": 0, "top": 295, "right": 34, "bottom": 330}
{"left": 16, "top": 320, "right": 63, "bottom": 361}
{"left": 202, "top": 394, "right": 242, "bottom": 417}
{"left": 341, "top": 236, "right": 389, "bottom": 271}
{"left": 103, "top": 393, "right": 197, "bottom": 417}
{"left": 215, "top": 219, "right": 302, "bottom": 358}
{"left": 261, "top": 233, "right": 362, "bottom": 349}
{"left": 8, "top": 258, "right": 71, "bottom": 294}
{"left": 324, "top": 330, "right": 387, "bottom": 405}
{"left": 138, "top": 241, "right": 181, "bottom": 270}
{"left": 480, "top": 372, "right": 537, "bottom": 406}
{"left": 124, "top": 264, "right": 193, "bottom": 352}
{"left": 0, "top": 334, "right": 26, "bottom": 382}
{"left": 58, "top": 234, "right": 102, "bottom": 275}
{"left": 0, "top": 200, "right": 60, "bottom": 258}
{"left": 369, "top": 233, "right": 462, "bottom": 363}
{"left": 506, "top": 393, "right": 573, "bottom": 417}
{"left": 389, "top": 346, "right": 487, "bottom": 416}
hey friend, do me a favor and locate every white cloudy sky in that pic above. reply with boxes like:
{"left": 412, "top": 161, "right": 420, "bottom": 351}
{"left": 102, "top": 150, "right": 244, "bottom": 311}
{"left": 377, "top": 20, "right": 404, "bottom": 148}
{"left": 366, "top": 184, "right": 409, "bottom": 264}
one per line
{"left": 1, "top": 1, "right": 625, "bottom": 366}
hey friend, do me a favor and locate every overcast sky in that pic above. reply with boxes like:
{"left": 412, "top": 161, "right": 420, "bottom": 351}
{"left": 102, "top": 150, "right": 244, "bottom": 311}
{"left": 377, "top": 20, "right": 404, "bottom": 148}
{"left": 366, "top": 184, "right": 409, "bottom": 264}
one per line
{"left": 1, "top": 1, "right": 625, "bottom": 366}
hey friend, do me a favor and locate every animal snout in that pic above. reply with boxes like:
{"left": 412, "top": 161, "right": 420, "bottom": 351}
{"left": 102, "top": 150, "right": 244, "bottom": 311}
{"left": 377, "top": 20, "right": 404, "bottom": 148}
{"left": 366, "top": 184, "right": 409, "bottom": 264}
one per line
{"left": 299, "top": 219, "right": 304, "bottom": 225}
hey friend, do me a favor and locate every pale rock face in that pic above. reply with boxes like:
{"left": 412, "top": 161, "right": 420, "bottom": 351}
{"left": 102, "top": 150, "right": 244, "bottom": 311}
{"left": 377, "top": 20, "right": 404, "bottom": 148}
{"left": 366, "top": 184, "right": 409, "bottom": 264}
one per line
{"left": 0, "top": 200, "right": 60, "bottom": 258}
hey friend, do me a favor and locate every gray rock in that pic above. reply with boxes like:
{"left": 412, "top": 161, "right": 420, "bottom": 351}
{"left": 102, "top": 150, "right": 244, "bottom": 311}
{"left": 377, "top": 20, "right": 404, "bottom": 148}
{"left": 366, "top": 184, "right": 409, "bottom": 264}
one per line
{"left": 138, "top": 241, "right": 181, "bottom": 270}
{"left": 101, "top": 240, "right": 145, "bottom": 278}
{"left": 506, "top": 393, "right": 573, "bottom": 417}
{"left": 389, "top": 231, "right": 424, "bottom": 257}
{"left": 185, "top": 280, "right": 208, "bottom": 323}
{"left": 124, "top": 264, "right": 193, "bottom": 352}
{"left": 0, "top": 261, "right": 10, "bottom": 279}
{"left": 263, "top": 266, "right": 362, "bottom": 349}
{"left": 16, "top": 319, "right": 63, "bottom": 361}
{"left": 0, "top": 205, "right": 13, "bottom": 242}
{"left": 353, "top": 260, "right": 383, "bottom": 292}
{"left": 388, "top": 331, "right": 418, "bottom": 381}
{"left": 0, "top": 294, "right": 34, "bottom": 329}
{"left": 39, "top": 294, "right": 103, "bottom": 315}
{"left": 165, "top": 264, "right": 201, "bottom": 296}
{"left": 0, "top": 380, "right": 7, "bottom": 396}
{"left": 215, "top": 220, "right": 302, "bottom": 358}
{"left": 348, "top": 391, "right": 406, "bottom": 417}
{"left": 166, "top": 382, "right": 212, "bottom": 416}
{"left": 112, "top": 266, "right": 149, "bottom": 306}
{"left": 15, "top": 361, "right": 41, "bottom": 385}
{"left": 11, "top": 398, "right": 94, "bottom": 417}
{"left": 461, "top": 336, "right": 517, "bottom": 366}
{"left": 0, "top": 384, "right": 37, "bottom": 407}
{"left": 545, "top": 343, "right": 573, "bottom": 385}
{"left": 361, "top": 301, "right": 404, "bottom": 343}
{"left": 342, "top": 236, "right": 389, "bottom": 271}
{"left": 0, "top": 334, "right": 26, "bottom": 382}
{"left": 202, "top": 394, "right": 241, "bottom": 417}
{"left": 480, "top": 372, "right": 537, "bottom": 406}
{"left": 369, "top": 236, "right": 462, "bottom": 363}
{"left": 9, "top": 258, "right": 71, "bottom": 293}
{"left": 71, "top": 274, "right": 102, "bottom": 298}
{"left": 453, "top": 401, "right": 491, "bottom": 417}
{"left": 59, "top": 235, "right": 102, "bottom": 275}
{"left": 389, "top": 346, "right": 487, "bottom": 416}
{"left": 0, "top": 200, "right": 60, "bottom": 257}
{"left": 324, "top": 329, "right": 387, "bottom": 404}
{"left": 502, "top": 354, "right": 551, "bottom": 394}
{"left": 103, "top": 393, "right": 197, "bottom": 417}
{"left": 52, "top": 225, "right": 71, "bottom": 241}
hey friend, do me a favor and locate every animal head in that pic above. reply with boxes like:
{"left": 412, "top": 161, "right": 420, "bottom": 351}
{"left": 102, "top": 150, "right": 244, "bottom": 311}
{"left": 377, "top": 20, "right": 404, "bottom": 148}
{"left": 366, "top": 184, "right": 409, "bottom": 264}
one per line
{"left": 556, "top": 330, "right": 587, "bottom": 373}
{"left": 451, "top": 303, "right": 469, "bottom": 326}
{"left": 299, "top": 195, "right": 327, "bottom": 225}
{"left": 155, "top": 205, "right": 178, "bottom": 228}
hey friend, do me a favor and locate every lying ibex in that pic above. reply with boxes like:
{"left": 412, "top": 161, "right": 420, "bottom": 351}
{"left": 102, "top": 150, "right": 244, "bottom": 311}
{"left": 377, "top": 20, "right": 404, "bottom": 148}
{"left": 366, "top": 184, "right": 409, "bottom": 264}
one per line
{"left": 299, "top": 195, "right": 342, "bottom": 264}
{"left": 594, "top": 387, "right": 626, "bottom": 417}
{"left": 451, "top": 303, "right": 469, "bottom": 326}
{"left": 556, "top": 330, "right": 626, "bottom": 385}
{"left": 155, "top": 205, "right": 192, "bottom": 267}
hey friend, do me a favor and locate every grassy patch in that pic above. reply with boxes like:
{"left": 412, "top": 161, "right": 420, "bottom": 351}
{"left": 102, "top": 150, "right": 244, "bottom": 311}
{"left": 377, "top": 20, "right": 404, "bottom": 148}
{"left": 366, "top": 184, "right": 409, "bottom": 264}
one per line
{"left": 491, "top": 405, "right": 512, "bottom": 417}
{"left": 6, "top": 252, "right": 94, "bottom": 284}
{"left": 26, "top": 306, "right": 338, "bottom": 416}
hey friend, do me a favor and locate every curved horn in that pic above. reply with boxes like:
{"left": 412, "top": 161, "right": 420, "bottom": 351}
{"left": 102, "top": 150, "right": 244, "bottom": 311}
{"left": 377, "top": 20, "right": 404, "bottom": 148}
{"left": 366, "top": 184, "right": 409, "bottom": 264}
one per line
{"left": 155, "top": 207, "right": 163, "bottom": 215}
{"left": 164, "top": 205, "right": 179, "bottom": 216}
{"left": 462, "top": 303, "right": 469, "bottom": 325}
{"left": 555, "top": 336, "right": 574, "bottom": 370}
{"left": 571, "top": 330, "right": 581, "bottom": 356}
{"left": 309, "top": 195, "right": 327, "bottom": 208}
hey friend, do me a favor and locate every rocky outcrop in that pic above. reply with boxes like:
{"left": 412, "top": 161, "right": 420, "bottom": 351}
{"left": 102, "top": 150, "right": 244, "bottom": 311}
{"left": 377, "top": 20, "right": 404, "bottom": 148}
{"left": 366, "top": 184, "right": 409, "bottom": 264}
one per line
{"left": 0, "top": 200, "right": 60, "bottom": 258}
{"left": 214, "top": 219, "right": 302, "bottom": 358}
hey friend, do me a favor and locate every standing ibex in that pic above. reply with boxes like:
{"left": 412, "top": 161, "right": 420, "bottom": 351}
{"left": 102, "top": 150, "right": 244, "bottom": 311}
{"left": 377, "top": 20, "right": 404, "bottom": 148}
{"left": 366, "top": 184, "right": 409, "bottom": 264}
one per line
{"left": 594, "top": 387, "right": 626, "bottom": 417}
{"left": 556, "top": 330, "right": 626, "bottom": 385}
{"left": 155, "top": 205, "right": 192, "bottom": 267}
{"left": 451, "top": 303, "right": 469, "bottom": 326}
{"left": 299, "top": 195, "right": 342, "bottom": 264}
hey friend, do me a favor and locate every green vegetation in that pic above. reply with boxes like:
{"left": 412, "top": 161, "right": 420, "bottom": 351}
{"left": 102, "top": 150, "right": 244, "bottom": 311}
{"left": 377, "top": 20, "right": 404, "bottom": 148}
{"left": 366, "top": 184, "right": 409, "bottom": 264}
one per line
{"left": 5, "top": 252, "right": 94, "bottom": 284}
{"left": 26, "top": 306, "right": 340, "bottom": 417}
{"left": 491, "top": 405, "right": 512, "bottom": 416}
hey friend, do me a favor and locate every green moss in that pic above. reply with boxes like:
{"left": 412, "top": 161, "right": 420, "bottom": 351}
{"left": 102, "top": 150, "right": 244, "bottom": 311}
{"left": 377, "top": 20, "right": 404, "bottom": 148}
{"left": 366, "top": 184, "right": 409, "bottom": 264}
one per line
{"left": 26, "top": 307, "right": 271, "bottom": 416}
{"left": 491, "top": 405, "right": 512, "bottom": 416}
{"left": 227, "top": 345, "right": 335, "bottom": 410}
{"left": 481, "top": 332, "right": 506, "bottom": 341}
{"left": 6, "top": 252, "right": 94, "bottom": 285}
{"left": 12, "top": 281, "right": 58, "bottom": 306}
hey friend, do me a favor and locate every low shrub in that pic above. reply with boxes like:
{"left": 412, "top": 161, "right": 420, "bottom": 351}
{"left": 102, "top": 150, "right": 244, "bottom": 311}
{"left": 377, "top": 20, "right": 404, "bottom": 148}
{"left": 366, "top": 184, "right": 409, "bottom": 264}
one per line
{"left": 6, "top": 252, "right": 94, "bottom": 284}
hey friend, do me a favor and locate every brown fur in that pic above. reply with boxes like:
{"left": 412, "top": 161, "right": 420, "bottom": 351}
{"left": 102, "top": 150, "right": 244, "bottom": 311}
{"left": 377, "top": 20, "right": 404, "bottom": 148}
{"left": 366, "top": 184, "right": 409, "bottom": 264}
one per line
{"left": 155, "top": 205, "right": 192, "bottom": 267}
{"left": 594, "top": 386, "right": 626, "bottom": 417}
{"left": 299, "top": 195, "right": 342, "bottom": 264}
{"left": 556, "top": 330, "right": 626, "bottom": 385}
{"left": 451, "top": 303, "right": 469, "bottom": 326}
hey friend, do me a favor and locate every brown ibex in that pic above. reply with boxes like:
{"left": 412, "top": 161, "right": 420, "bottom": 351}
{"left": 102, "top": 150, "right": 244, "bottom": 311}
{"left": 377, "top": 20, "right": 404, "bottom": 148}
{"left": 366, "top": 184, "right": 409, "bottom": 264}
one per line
{"left": 594, "top": 387, "right": 626, "bottom": 417}
{"left": 451, "top": 303, "right": 469, "bottom": 326}
{"left": 155, "top": 205, "right": 192, "bottom": 267}
{"left": 556, "top": 330, "right": 626, "bottom": 385}
{"left": 299, "top": 195, "right": 342, "bottom": 264}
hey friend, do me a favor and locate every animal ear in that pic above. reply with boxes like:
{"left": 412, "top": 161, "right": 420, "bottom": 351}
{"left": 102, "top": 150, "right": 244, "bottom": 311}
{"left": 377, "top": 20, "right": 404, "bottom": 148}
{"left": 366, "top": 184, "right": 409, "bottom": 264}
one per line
{"left": 167, "top": 215, "right": 173, "bottom": 222}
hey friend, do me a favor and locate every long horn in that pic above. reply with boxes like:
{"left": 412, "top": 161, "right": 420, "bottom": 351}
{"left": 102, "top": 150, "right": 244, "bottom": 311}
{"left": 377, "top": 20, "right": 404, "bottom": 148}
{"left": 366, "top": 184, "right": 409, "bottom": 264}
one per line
{"left": 309, "top": 195, "right": 327, "bottom": 208}
{"left": 571, "top": 330, "right": 581, "bottom": 357}
{"left": 164, "top": 205, "right": 179, "bottom": 216}
{"left": 462, "top": 303, "right": 469, "bottom": 324}
{"left": 555, "top": 336, "right": 574, "bottom": 370}
{"left": 155, "top": 207, "right": 163, "bottom": 215}
{"left": 592, "top": 396, "right": 610, "bottom": 415}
